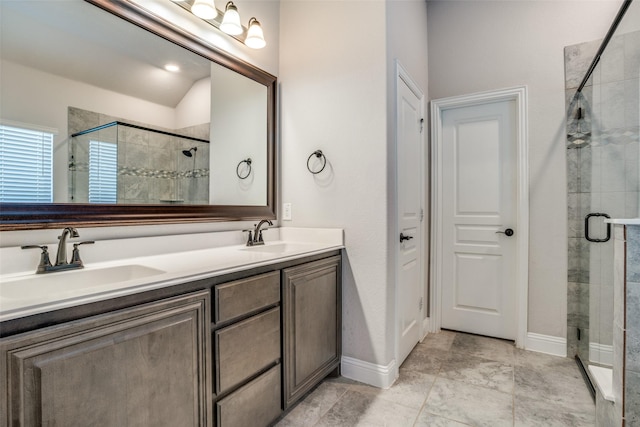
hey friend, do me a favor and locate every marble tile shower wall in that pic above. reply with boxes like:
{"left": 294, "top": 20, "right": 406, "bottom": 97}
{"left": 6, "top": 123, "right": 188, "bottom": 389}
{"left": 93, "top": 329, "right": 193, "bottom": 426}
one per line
{"left": 565, "top": 31, "right": 640, "bottom": 361}
{"left": 68, "top": 107, "right": 210, "bottom": 204}
{"left": 625, "top": 226, "right": 640, "bottom": 426}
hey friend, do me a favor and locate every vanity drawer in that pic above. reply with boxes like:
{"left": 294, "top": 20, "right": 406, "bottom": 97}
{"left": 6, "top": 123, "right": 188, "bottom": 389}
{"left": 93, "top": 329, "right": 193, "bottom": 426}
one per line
{"left": 216, "top": 364, "right": 281, "bottom": 427}
{"left": 214, "top": 271, "right": 280, "bottom": 323}
{"left": 215, "top": 307, "right": 280, "bottom": 394}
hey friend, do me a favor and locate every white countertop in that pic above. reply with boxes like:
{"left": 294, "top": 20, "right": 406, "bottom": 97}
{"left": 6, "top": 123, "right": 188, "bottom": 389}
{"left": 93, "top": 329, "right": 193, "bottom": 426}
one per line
{"left": 605, "top": 218, "right": 640, "bottom": 225}
{"left": 0, "top": 227, "right": 344, "bottom": 322}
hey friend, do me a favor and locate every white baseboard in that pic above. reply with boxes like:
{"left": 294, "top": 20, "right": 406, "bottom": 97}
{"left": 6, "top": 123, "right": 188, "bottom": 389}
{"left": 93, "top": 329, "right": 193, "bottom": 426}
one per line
{"left": 589, "top": 342, "right": 613, "bottom": 366}
{"left": 341, "top": 356, "right": 397, "bottom": 389}
{"left": 525, "top": 332, "right": 567, "bottom": 357}
{"left": 421, "top": 317, "right": 430, "bottom": 341}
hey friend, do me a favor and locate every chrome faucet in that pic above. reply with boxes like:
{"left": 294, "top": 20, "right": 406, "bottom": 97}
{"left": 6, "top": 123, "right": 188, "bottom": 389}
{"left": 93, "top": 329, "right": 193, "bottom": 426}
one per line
{"left": 56, "top": 227, "right": 79, "bottom": 265}
{"left": 22, "top": 227, "right": 94, "bottom": 274}
{"left": 245, "top": 219, "right": 273, "bottom": 246}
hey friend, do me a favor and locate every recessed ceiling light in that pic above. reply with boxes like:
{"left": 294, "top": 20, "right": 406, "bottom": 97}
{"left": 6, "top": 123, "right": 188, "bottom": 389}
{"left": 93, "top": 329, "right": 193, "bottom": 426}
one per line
{"left": 164, "top": 64, "right": 180, "bottom": 72}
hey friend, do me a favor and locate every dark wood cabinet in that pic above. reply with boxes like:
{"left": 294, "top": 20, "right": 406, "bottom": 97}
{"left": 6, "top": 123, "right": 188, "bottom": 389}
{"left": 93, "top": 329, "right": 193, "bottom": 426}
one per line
{"left": 0, "top": 250, "right": 342, "bottom": 427}
{"left": 215, "top": 307, "right": 281, "bottom": 395}
{"left": 0, "top": 291, "right": 211, "bottom": 427}
{"left": 282, "top": 256, "right": 342, "bottom": 409}
{"left": 213, "top": 273, "right": 282, "bottom": 427}
{"left": 216, "top": 364, "right": 281, "bottom": 427}
{"left": 214, "top": 271, "right": 280, "bottom": 324}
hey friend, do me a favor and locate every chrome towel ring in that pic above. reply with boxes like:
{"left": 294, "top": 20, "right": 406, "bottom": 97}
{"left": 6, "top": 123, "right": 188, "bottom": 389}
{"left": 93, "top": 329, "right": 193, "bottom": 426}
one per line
{"left": 236, "top": 158, "right": 252, "bottom": 179}
{"left": 307, "top": 150, "right": 327, "bottom": 174}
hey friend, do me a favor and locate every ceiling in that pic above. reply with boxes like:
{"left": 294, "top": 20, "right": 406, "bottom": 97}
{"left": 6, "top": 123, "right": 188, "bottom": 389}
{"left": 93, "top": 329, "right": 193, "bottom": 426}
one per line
{"left": 1, "top": 0, "right": 211, "bottom": 108}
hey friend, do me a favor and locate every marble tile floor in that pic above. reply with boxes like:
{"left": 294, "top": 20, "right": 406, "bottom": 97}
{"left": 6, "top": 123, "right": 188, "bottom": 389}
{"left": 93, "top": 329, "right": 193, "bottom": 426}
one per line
{"left": 276, "top": 330, "right": 595, "bottom": 427}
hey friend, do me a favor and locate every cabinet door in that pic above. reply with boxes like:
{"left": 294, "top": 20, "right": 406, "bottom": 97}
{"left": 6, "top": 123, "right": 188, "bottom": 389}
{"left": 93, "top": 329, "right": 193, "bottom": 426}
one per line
{"left": 283, "top": 256, "right": 341, "bottom": 408}
{"left": 0, "top": 291, "right": 211, "bottom": 427}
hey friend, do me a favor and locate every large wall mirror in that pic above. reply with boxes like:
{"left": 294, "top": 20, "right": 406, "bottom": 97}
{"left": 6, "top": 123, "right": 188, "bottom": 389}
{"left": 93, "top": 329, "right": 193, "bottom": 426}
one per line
{"left": 0, "top": 0, "right": 276, "bottom": 230}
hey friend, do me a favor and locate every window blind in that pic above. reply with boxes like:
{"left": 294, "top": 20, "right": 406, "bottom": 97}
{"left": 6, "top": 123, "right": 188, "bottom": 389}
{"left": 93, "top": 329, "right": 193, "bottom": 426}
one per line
{"left": 89, "top": 140, "right": 118, "bottom": 204}
{"left": 0, "top": 124, "right": 53, "bottom": 203}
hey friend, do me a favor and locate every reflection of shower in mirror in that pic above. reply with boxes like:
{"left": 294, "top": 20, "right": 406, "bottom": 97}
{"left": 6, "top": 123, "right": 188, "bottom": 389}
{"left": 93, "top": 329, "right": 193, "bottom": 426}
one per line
{"left": 182, "top": 147, "right": 197, "bottom": 157}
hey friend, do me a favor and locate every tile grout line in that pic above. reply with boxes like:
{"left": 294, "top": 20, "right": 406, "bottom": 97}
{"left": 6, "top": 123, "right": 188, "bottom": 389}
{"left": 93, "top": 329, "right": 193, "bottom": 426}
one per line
{"left": 410, "top": 334, "right": 450, "bottom": 427}
{"left": 410, "top": 374, "right": 437, "bottom": 427}
{"left": 415, "top": 332, "right": 481, "bottom": 427}
{"left": 310, "top": 384, "right": 351, "bottom": 427}
{"left": 512, "top": 352, "right": 516, "bottom": 427}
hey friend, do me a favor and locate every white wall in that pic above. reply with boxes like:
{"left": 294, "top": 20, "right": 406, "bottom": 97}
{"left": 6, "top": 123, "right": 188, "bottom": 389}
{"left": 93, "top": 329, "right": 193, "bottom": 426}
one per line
{"left": 279, "top": 0, "right": 390, "bottom": 366}
{"left": 210, "top": 64, "right": 267, "bottom": 205}
{"left": 279, "top": 0, "right": 428, "bottom": 377}
{"left": 426, "top": 0, "right": 622, "bottom": 339}
{"left": 0, "top": 61, "right": 177, "bottom": 133}
{"left": 175, "top": 77, "right": 211, "bottom": 129}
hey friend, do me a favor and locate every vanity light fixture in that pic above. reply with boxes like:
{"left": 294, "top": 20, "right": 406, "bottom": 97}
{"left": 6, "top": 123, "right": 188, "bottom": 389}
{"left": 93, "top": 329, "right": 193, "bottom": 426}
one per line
{"left": 191, "top": 0, "right": 217, "bottom": 20}
{"left": 245, "top": 18, "right": 266, "bottom": 49}
{"left": 220, "top": 2, "right": 242, "bottom": 36}
{"left": 172, "top": 0, "right": 267, "bottom": 49}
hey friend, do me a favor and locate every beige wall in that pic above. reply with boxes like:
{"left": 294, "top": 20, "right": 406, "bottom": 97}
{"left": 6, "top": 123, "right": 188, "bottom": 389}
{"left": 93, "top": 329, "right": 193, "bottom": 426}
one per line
{"left": 426, "top": 0, "right": 622, "bottom": 339}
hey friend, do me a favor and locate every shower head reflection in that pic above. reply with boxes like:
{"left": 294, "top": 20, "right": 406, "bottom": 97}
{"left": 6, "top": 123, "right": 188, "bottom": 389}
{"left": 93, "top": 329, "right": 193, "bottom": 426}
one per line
{"left": 182, "top": 147, "right": 197, "bottom": 157}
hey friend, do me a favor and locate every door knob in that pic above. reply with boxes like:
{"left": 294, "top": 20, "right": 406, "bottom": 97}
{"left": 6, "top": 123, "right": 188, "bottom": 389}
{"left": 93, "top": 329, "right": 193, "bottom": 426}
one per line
{"left": 496, "top": 228, "right": 514, "bottom": 237}
{"left": 400, "top": 233, "right": 414, "bottom": 243}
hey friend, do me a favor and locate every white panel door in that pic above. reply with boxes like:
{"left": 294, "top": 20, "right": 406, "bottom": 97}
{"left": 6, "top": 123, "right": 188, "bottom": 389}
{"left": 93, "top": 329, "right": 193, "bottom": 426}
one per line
{"left": 441, "top": 100, "right": 517, "bottom": 340}
{"left": 397, "top": 71, "right": 423, "bottom": 365}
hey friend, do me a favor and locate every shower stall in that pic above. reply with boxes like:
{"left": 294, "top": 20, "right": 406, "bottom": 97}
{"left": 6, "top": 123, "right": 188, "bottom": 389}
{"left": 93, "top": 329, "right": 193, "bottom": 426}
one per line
{"left": 69, "top": 121, "right": 210, "bottom": 204}
{"left": 565, "top": 0, "right": 639, "bottom": 395}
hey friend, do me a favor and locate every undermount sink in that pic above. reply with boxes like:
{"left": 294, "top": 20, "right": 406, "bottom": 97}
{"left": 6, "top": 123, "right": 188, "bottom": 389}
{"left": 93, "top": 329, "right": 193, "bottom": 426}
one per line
{"left": 241, "top": 242, "right": 317, "bottom": 255}
{"left": 1, "top": 264, "right": 166, "bottom": 301}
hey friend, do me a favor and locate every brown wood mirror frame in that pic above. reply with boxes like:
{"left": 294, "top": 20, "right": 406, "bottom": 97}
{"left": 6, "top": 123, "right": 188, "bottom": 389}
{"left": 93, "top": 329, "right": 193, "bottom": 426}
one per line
{"left": 0, "top": 0, "right": 276, "bottom": 231}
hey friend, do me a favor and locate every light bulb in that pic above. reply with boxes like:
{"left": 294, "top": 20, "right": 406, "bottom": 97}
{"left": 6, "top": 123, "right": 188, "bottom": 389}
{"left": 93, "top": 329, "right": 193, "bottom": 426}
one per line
{"left": 220, "top": 2, "right": 242, "bottom": 35}
{"left": 245, "top": 18, "right": 266, "bottom": 49}
{"left": 191, "top": 0, "right": 217, "bottom": 20}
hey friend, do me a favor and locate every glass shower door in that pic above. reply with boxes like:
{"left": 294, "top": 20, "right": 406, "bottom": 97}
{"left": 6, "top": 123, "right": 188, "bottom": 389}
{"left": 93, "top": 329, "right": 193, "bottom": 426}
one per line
{"left": 566, "top": 4, "right": 640, "bottom": 381}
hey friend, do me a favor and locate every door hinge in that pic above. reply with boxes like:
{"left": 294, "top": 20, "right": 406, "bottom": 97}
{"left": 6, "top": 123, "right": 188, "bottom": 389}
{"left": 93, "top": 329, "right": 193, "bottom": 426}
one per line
{"left": 420, "top": 208, "right": 424, "bottom": 222}
{"left": 420, "top": 118, "right": 424, "bottom": 133}
{"left": 419, "top": 297, "right": 423, "bottom": 311}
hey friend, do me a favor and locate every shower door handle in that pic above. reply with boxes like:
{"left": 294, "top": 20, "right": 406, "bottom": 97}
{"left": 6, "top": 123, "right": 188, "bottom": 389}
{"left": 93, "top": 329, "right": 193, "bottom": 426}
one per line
{"left": 585, "top": 213, "right": 611, "bottom": 243}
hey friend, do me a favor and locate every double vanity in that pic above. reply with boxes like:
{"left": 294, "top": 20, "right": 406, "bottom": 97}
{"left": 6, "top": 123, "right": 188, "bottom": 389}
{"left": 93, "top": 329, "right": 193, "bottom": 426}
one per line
{"left": 0, "top": 0, "right": 324, "bottom": 424}
{"left": 0, "top": 227, "right": 343, "bottom": 426}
